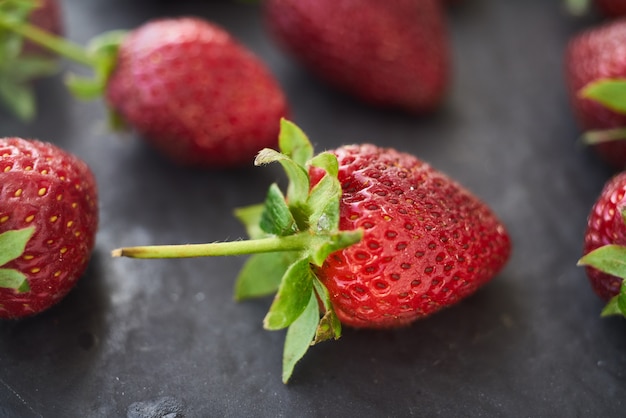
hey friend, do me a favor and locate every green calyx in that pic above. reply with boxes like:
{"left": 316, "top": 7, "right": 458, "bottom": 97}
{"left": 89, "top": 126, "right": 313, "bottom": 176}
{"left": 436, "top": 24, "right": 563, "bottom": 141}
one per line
{"left": 112, "top": 119, "right": 363, "bottom": 383}
{"left": 0, "top": 0, "right": 126, "bottom": 118}
{"left": 0, "top": 226, "right": 35, "bottom": 292}
{"left": 578, "top": 244, "right": 626, "bottom": 318}
{"left": 0, "top": 0, "right": 59, "bottom": 120}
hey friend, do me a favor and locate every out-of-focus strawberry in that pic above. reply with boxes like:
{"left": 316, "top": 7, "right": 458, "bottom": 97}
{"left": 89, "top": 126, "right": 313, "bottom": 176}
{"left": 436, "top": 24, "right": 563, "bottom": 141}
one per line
{"left": 0, "top": 137, "right": 98, "bottom": 319}
{"left": 0, "top": 15, "right": 289, "bottom": 167}
{"left": 564, "top": 18, "right": 626, "bottom": 168}
{"left": 263, "top": 0, "right": 450, "bottom": 113}
{"left": 579, "top": 172, "right": 626, "bottom": 318}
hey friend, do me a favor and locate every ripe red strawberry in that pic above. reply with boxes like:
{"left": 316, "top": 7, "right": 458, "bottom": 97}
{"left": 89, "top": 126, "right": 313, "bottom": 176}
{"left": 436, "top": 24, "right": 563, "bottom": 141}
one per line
{"left": 0, "top": 16, "right": 289, "bottom": 167}
{"left": 579, "top": 172, "right": 626, "bottom": 317}
{"left": 262, "top": 0, "right": 450, "bottom": 113}
{"left": 0, "top": 138, "right": 98, "bottom": 319}
{"left": 309, "top": 144, "right": 511, "bottom": 328}
{"left": 564, "top": 18, "right": 626, "bottom": 168}
{"left": 113, "top": 119, "right": 511, "bottom": 382}
{"left": 104, "top": 18, "right": 289, "bottom": 167}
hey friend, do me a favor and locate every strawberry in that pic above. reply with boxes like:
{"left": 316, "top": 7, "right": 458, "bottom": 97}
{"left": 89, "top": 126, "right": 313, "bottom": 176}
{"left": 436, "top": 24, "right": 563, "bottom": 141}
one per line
{"left": 564, "top": 18, "right": 626, "bottom": 168}
{"left": 112, "top": 119, "right": 511, "bottom": 382}
{"left": 262, "top": 0, "right": 450, "bottom": 113}
{"left": 0, "top": 15, "right": 289, "bottom": 167}
{"left": 0, "top": 137, "right": 98, "bottom": 319}
{"left": 578, "top": 172, "right": 626, "bottom": 317}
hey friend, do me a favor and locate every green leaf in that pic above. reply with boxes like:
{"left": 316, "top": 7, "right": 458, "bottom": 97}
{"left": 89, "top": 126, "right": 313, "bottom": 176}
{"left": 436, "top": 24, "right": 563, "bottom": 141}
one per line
{"left": 278, "top": 118, "right": 313, "bottom": 166}
{"left": 260, "top": 184, "right": 298, "bottom": 236}
{"left": 65, "top": 29, "right": 126, "bottom": 100}
{"left": 601, "top": 280, "right": 626, "bottom": 318}
{"left": 234, "top": 203, "right": 267, "bottom": 240}
{"left": 282, "top": 291, "right": 319, "bottom": 383}
{"left": 263, "top": 257, "right": 314, "bottom": 330}
{"left": 10, "top": 55, "right": 58, "bottom": 81}
{"left": 255, "top": 148, "right": 309, "bottom": 206}
{"left": 65, "top": 73, "right": 106, "bottom": 100}
{"left": 234, "top": 252, "right": 298, "bottom": 300}
{"left": 308, "top": 151, "right": 339, "bottom": 177}
{"left": 307, "top": 153, "right": 341, "bottom": 233}
{"left": 0, "top": 227, "right": 35, "bottom": 266}
{"left": 0, "top": 268, "right": 29, "bottom": 292}
{"left": 578, "top": 244, "right": 626, "bottom": 279}
{"left": 309, "top": 230, "right": 363, "bottom": 267}
{"left": 312, "top": 278, "right": 341, "bottom": 343}
{"left": 580, "top": 79, "right": 626, "bottom": 115}
{"left": 0, "top": 77, "right": 35, "bottom": 120}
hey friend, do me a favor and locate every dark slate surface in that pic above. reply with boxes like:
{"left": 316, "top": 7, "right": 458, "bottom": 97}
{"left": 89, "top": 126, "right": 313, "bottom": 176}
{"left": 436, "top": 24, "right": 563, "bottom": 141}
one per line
{"left": 1, "top": 0, "right": 625, "bottom": 416}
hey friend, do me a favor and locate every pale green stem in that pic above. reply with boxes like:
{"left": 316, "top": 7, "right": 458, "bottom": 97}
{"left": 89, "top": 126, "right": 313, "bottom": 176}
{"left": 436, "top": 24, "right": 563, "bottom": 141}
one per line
{"left": 112, "top": 233, "right": 313, "bottom": 259}
{"left": 0, "top": 14, "right": 94, "bottom": 66}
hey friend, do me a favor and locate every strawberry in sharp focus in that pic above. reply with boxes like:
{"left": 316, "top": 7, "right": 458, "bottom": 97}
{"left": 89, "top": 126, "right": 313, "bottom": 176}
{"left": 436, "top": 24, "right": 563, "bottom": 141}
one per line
{"left": 262, "top": 0, "right": 450, "bottom": 113}
{"left": 112, "top": 119, "right": 511, "bottom": 382}
{"left": 0, "top": 14, "right": 289, "bottom": 167}
{"left": 0, "top": 137, "right": 98, "bottom": 319}
{"left": 308, "top": 143, "right": 511, "bottom": 328}
{"left": 564, "top": 18, "right": 626, "bottom": 169}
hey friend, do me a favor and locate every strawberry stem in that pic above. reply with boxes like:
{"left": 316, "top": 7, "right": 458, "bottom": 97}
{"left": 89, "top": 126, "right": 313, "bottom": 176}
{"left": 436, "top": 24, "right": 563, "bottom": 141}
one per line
{"left": 112, "top": 233, "right": 313, "bottom": 259}
{"left": 0, "top": 15, "right": 94, "bottom": 67}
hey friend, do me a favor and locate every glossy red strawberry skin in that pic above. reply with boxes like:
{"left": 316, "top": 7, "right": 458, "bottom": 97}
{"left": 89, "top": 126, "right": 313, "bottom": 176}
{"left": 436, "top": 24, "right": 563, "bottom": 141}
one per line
{"left": 583, "top": 172, "right": 626, "bottom": 301}
{"left": 595, "top": 0, "right": 626, "bottom": 17}
{"left": 0, "top": 138, "right": 98, "bottom": 319}
{"left": 105, "top": 17, "right": 289, "bottom": 167}
{"left": 565, "top": 19, "right": 626, "bottom": 168}
{"left": 311, "top": 145, "right": 511, "bottom": 328}
{"left": 263, "top": 0, "right": 449, "bottom": 113}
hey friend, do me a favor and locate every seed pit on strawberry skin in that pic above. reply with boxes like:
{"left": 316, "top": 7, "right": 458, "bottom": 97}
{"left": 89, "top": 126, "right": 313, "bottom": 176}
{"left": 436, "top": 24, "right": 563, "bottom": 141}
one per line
{"left": 385, "top": 230, "right": 398, "bottom": 239}
{"left": 25, "top": 215, "right": 34, "bottom": 223}
{"left": 367, "top": 240, "right": 381, "bottom": 250}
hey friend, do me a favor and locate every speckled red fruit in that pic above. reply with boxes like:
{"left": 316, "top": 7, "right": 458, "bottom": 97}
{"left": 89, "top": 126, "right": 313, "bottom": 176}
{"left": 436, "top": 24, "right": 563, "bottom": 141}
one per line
{"left": 105, "top": 17, "right": 289, "bottom": 167}
{"left": 0, "top": 138, "right": 98, "bottom": 318}
{"left": 263, "top": 0, "right": 449, "bottom": 113}
{"left": 583, "top": 172, "right": 626, "bottom": 300}
{"left": 311, "top": 145, "right": 511, "bottom": 328}
{"left": 595, "top": 0, "right": 626, "bottom": 17}
{"left": 565, "top": 18, "right": 626, "bottom": 168}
